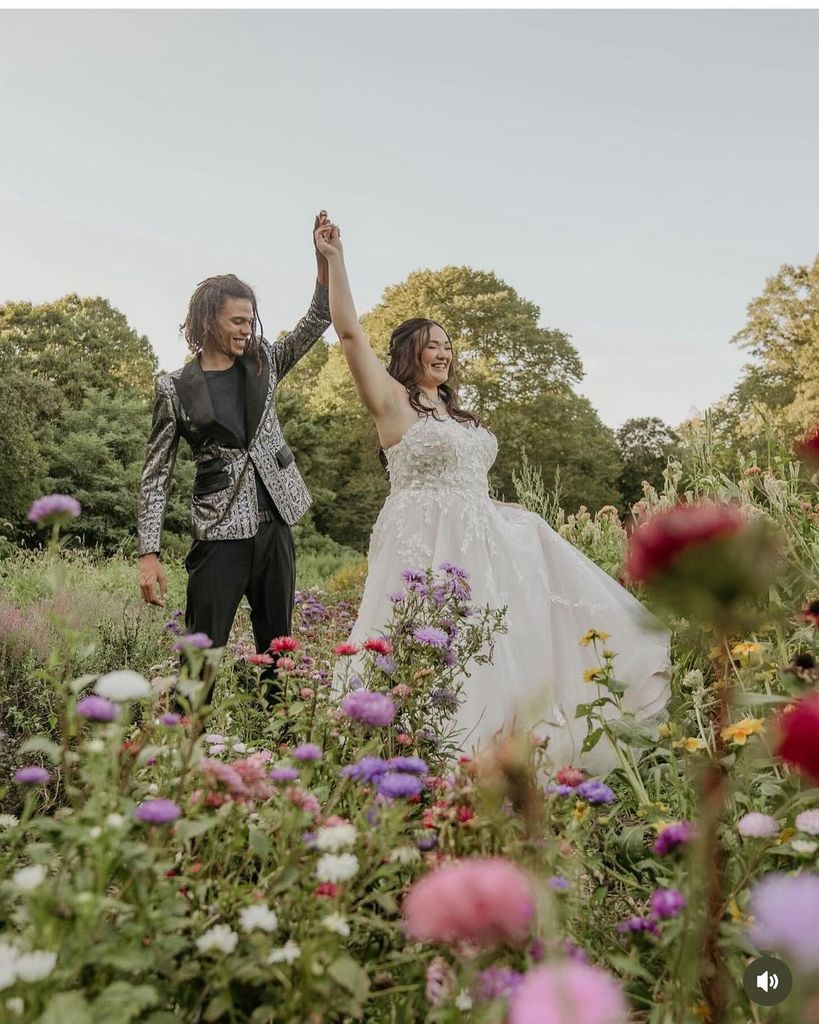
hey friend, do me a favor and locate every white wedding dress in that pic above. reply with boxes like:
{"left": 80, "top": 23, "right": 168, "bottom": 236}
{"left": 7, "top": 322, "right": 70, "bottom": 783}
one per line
{"left": 337, "top": 415, "right": 670, "bottom": 775}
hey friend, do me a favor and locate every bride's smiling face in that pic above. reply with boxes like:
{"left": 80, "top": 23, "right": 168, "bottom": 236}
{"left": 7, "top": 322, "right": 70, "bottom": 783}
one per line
{"left": 416, "top": 325, "right": 453, "bottom": 389}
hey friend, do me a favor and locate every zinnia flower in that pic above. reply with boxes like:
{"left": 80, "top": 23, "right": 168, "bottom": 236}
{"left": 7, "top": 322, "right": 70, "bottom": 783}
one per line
{"left": 76, "top": 695, "right": 119, "bottom": 721}
{"left": 27, "top": 494, "right": 81, "bottom": 527}
{"left": 14, "top": 766, "right": 50, "bottom": 785}
{"left": 403, "top": 857, "right": 534, "bottom": 948}
{"left": 133, "top": 798, "right": 181, "bottom": 824}
{"left": 749, "top": 872, "right": 819, "bottom": 968}
{"left": 776, "top": 694, "right": 819, "bottom": 782}
{"left": 738, "top": 812, "right": 779, "bottom": 838}
{"left": 340, "top": 689, "right": 396, "bottom": 727}
{"left": 269, "top": 635, "right": 300, "bottom": 653}
{"left": 95, "top": 670, "right": 150, "bottom": 702}
{"left": 509, "top": 961, "right": 628, "bottom": 1024}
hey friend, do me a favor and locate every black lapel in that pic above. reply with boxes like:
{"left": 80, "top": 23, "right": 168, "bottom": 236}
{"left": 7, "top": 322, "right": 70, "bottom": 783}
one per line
{"left": 240, "top": 344, "right": 270, "bottom": 444}
{"left": 174, "top": 357, "right": 245, "bottom": 449}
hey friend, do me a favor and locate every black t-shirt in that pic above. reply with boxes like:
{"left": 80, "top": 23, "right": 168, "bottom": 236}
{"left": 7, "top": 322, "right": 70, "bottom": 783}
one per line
{"left": 203, "top": 362, "right": 275, "bottom": 512}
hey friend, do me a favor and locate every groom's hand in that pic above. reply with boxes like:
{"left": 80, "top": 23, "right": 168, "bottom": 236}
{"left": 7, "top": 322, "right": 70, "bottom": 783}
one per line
{"left": 314, "top": 210, "right": 331, "bottom": 286}
{"left": 138, "top": 553, "right": 168, "bottom": 607}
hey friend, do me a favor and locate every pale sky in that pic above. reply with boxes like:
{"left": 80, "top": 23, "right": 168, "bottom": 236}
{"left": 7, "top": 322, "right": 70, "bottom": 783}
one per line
{"left": 2, "top": 9, "right": 818, "bottom": 429}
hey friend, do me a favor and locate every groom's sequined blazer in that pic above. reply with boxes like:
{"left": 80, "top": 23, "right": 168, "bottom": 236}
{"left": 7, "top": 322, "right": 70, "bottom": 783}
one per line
{"left": 137, "top": 283, "right": 330, "bottom": 557}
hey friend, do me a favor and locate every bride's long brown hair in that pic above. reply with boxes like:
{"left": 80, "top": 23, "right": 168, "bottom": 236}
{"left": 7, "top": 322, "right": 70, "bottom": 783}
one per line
{"left": 378, "top": 318, "right": 481, "bottom": 469}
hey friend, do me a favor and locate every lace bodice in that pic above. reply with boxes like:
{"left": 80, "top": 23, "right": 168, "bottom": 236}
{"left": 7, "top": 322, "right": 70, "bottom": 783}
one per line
{"left": 385, "top": 416, "right": 498, "bottom": 496}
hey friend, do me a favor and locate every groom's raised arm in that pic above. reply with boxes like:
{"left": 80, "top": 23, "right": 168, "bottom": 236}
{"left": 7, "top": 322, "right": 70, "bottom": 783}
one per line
{"left": 270, "top": 211, "right": 332, "bottom": 380}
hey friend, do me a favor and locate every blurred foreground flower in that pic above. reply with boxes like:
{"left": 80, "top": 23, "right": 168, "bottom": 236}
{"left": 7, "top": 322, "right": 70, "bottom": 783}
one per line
{"left": 508, "top": 961, "right": 628, "bottom": 1024}
{"left": 27, "top": 494, "right": 81, "bottom": 528}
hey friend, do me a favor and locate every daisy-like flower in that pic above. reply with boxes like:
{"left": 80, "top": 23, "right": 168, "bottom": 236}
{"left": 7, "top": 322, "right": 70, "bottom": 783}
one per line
{"left": 196, "top": 924, "right": 238, "bottom": 954}
{"left": 673, "top": 737, "right": 708, "bottom": 753}
{"left": 579, "top": 629, "right": 611, "bottom": 648}
{"left": 239, "top": 904, "right": 278, "bottom": 933}
{"left": 316, "top": 852, "right": 359, "bottom": 884}
{"left": 412, "top": 626, "right": 449, "bottom": 648}
{"left": 322, "top": 912, "right": 351, "bottom": 938}
{"left": 795, "top": 809, "right": 819, "bottom": 836}
{"left": 340, "top": 689, "right": 396, "bottom": 728}
{"left": 582, "top": 667, "right": 607, "bottom": 684}
{"left": 730, "top": 642, "right": 764, "bottom": 666}
{"left": 315, "top": 824, "right": 358, "bottom": 852}
{"left": 267, "top": 940, "right": 301, "bottom": 964}
{"left": 721, "top": 718, "right": 765, "bottom": 746}
{"left": 12, "top": 864, "right": 47, "bottom": 891}
{"left": 341, "top": 756, "right": 388, "bottom": 782}
{"left": 738, "top": 812, "right": 779, "bottom": 838}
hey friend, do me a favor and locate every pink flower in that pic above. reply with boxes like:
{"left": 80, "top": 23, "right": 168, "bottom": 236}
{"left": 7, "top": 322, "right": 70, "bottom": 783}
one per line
{"left": 392, "top": 684, "right": 412, "bottom": 699}
{"left": 333, "top": 642, "right": 361, "bottom": 657}
{"left": 556, "top": 766, "right": 585, "bottom": 788}
{"left": 232, "top": 752, "right": 274, "bottom": 800}
{"left": 364, "top": 637, "right": 393, "bottom": 655}
{"left": 270, "top": 636, "right": 300, "bottom": 654}
{"left": 288, "top": 788, "right": 321, "bottom": 817}
{"left": 246, "top": 653, "right": 274, "bottom": 667}
{"left": 340, "top": 689, "right": 396, "bottom": 728}
{"left": 403, "top": 858, "right": 534, "bottom": 948}
{"left": 277, "top": 657, "right": 296, "bottom": 671}
{"left": 737, "top": 812, "right": 780, "bottom": 838}
{"left": 509, "top": 961, "right": 628, "bottom": 1024}
{"left": 27, "top": 493, "right": 81, "bottom": 527}
{"left": 396, "top": 733, "right": 412, "bottom": 746}
{"left": 300, "top": 687, "right": 315, "bottom": 699}
{"left": 199, "top": 757, "right": 248, "bottom": 796}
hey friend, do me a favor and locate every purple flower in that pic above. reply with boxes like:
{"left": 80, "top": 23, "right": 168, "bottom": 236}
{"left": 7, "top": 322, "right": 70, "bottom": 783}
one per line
{"left": 173, "top": 632, "right": 213, "bottom": 651}
{"left": 14, "top": 766, "right": 50, "bottom": 785}
{"left": 27, "top": 493, "right": 81, "bottom": 526}
{"left": 416, "top": 832, "right": 438, "bottom": 851}
{"left": 546, "top": 783, "right": 573, "bottom": 797}
{"left": 133, "top": 798, "right": 181, "bottom": 824}
{"left": 270, "top": 766, "right": 300, "bottom": 782}
{"left": 76, "top": 695, "right": 119, "bottom": 722}
{"left": 163, "top": 620, "right": 183, "bottom": 635}
{"left": 292, "top": 743, "right": 322, "bottom": 762}
{"left": 388, "top": 590, "right": 405, "bottom": 604}
{"left": 439, "top": 561, "right": 470, "bottom": 579}
{"left": 561, "top": 939, "right": 589, "bottom": 963}
{"left": 749, "top": 872, "right": 819, "bottom": 968}
{"left": 387, "top": 756, "right": 428, "bottom": 775}
{"left": 161, "top": 713, "right": 182, "bottom": 726}
{"left": 375, "top": 771, "right": 423, "bottom": 799}
{"left": 577, "top": 780, "right": 616, "bottom": 805}
{"left": 340, "top": 690, "right": 396, "bottom": 728}
{"left": 442, "top": 650, "right": 457, "bottom": 668}
{"left": 616, "top": 915, "right": 659, "bottom": 937}
{"left": 650, "top": 888, "right": 686, "bottom": 918}
{"left": 401, "top": 569, "right": 425, "bottom": 584}
{"left": 375, "top": 654, "right": 396, "bottom": 675}
{"left": 430, "top": 687, "right": 458, "bottom": 712}
{"left": 302, "top": 831, "right": 317, "bottom": 846}
{"left": 431, "top": 587, "right": 448, "bottom": 605}
{"left": 474, "top": 967, "right": 524, "bottom": 1001}
{"left": 548, "top": 876, "right": 570, "bottom": 891}
{"left": 341, "top": 756, "right": 388, "bottom": 782}
{"left": 653, "top": 820, "right": 695, "bottom": 856}
{"left": 412, "top": 626, "right": 449, "bottom": 648}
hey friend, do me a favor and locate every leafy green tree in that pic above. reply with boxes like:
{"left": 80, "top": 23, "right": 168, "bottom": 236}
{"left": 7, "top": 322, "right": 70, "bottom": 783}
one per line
{"left": 0, "top": 372, "right": 51, "bottom": 531}
{"left": 615, "top": 417, "right": 680, "bottom": 508}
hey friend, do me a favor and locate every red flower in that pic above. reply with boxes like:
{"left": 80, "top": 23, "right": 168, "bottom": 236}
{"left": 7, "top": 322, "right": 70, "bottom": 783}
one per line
{"left": 794, "top": 424, "right": 819, "bottom": 465}
{"left": 333, "top": 642, "right": 361, "bottom": 656}
{"left": 556, "top": 766, "right": 585, "bottom": 788}
{"left": 776, "top": 693, "right": 819, "bottom": 782}
{"left": 364, "top": 637, "right": 393, "bottom": 655}
{"left": 315, "top": 883, "right": 338, "bottom": 898}
{"left": 801, "top": 600, "right": 819, "bottom": 628}
{"left": 624, "top": 501, "right": 746, "bottom": 584}
{"left": 246, "top": 653, "right": 274, "bottom": 667}
{"left": 457, "top": 806, "right": 475, "bottom": 824}
{"left": 269, "top": 636, "right": 300, "bottom": 654}
{"left": 395, "top": 733, "right": 412, "bottom": 746}
{"left": 205, "top": 792, "right": 225, "bottom": 808}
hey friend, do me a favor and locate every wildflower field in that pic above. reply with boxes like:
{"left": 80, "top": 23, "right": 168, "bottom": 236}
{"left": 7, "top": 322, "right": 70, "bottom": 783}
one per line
{"left": 4, "top": 440, "right": 819, "bottom": 1024}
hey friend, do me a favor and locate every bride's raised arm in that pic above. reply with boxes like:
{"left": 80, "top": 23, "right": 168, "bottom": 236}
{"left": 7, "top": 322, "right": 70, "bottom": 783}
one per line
{"left": 314, "top": 223, "right": 401, "bottom": 418}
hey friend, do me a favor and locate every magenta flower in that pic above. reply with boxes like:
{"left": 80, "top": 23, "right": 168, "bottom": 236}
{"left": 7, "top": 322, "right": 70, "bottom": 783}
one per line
{"left": 160, "top": 713, "right": 182, "bottom": 726}
{"left": 475, "top": 966, "right": 524, "bottom": 1001}
{"left": 27, "top": 493, "right": 81, "bottom": 527}
{"left": 270, "top": 766, "right": 300, "bottom": 782}
{"left": 376, "top": 771, "right": 423, "bottom": 799}
{"left": 133, "top": 798, "right": 181, "bottom": 824}
{"left": 76, "top": 695, "right": 119, "bottom": 722}
{"left": 14, "top": 766, "right": 50, "bottom": 785}
{"left": 650, "top": 888, "right": 686, "bottom": 918}
{"left": 509, "top": 961, "right": 628, "bottom": 1024}
{"left": 292, "top": 743, "right": 322, "bottom": 762}
{"left": 340, "top": 689, "right": 396, "bottom": 728}
{"left": 616, "top": 915, "right": 660, "bottom": 937}
{"left": 653, "top": 820, "right": 695, "bottom": 855}
{"left": 173, "top": 632, "right": 213, "bottom": 651}
{"left": 412, "top": 626, "right": 449, "bottom": 648}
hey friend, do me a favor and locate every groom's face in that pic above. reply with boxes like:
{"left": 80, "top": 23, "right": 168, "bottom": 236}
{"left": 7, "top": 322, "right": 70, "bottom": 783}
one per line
{"left": 214, "top": 297, "right": 255, "bottom": 359}
{"left": 418, "top": 325, "right": 453, "bottom": 388}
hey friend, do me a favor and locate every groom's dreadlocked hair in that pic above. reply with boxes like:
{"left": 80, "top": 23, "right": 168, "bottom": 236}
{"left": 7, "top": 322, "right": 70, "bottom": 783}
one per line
{"left": 181, "top": 274, "right": 265, "bottom": 374}
{"left": 378, "top": 318, "right": 482, "bottom": 470}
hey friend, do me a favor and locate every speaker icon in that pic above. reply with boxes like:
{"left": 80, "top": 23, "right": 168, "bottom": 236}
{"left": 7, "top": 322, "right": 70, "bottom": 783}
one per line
{"left": 756, "top": 970, "right": 779, "bottom": 993}
{"left": 744, "top": 956, "right": 791, "bottom": 1006}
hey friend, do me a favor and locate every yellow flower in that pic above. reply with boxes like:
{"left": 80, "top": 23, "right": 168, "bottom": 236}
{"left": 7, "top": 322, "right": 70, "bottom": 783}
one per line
{"left": 658, "top": 722, "right": 678, "bottom": 738}
{"left": 726, "top": 898, "right": 744, "bottom": 923}
{"left": 691, "top": 1002, "right": 712, "bottom": 1022}
{"left": 778, "top": 827, "right": 796, "bottom": 845}
{"left": 673, "top": 737, "right": 707, "bottom": 752}
{"left": 579, "top": 629, "right": 611, "bottom": 648}
{"left": 601, "top": 649, "right": 616, "bottom": 659}
{"left": 730, "top": 642, "right": 765, "bottom": 667}
{"left": 720, "top": 718, "right": 765, "bottom": 746}
{"left": 572, "top": 802, "right": 589, "bottom": 823}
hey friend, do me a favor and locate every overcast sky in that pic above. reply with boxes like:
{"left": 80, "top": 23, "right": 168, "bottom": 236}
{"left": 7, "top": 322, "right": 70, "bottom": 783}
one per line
{"left": 2, "top": 9, "right": 818, "bottom": 428}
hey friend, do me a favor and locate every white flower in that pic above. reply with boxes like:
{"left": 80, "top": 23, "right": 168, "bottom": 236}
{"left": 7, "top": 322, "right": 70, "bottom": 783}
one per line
{"left": 196, "top": 925, "right": 238, "bottom": 955}
{"left": 315, "top": 853, "right": 359, "bottom": 884}
{"left": 0, "top": 943, "right": 19, "bottom": 991}
{"left": 322, "top": 913, "right": 351, "bottom": 938}
{"left": 209, "top": 745, "right": 227, "bottom": 755}
{"left": 389, "top": 845, "right": 421, "bottom": 865}
{"left": 15, "top": 951, "right": 56, "bottom": 982}
{"left": 267, "top": 940, "right": 301, "bottom": 964}
{"left": 737, "top": 812, "right": 779, "bottom": 839}
{"left": 795, "top": 809, "right": 819, "bottom": 836}
{"left": 238, "top": 905, "right": 278, "bottom": 933}
{"left": 232, "top": 742, "right": 247, "bottom": 753}
{"left": 6, "top": 997, "right": 24, "bottom": 1015}
{"left": 315, "top": 824, "right": 358, "bottom": 852}
{"left": 95, "top": 670, "right": 150, "bottom": 702}
{"left": 12, "top": 865, "right": 46, "bottom": 892}
{"left": 792, "top": 839, "right": 819, "bottom": 855}
{"left": 455, "top": 989, "right": 473, "bottom": 1011}
{"left": 0, "top": 815, "right": 19, "bottom": 830}
{"left": 88, "top": 827, "right": 102, "bottom": 840}
{"left": 105, "top": 813, "right": 125, "bottom": 829}
{"left": 84, "top": 739, "right": 105, "bottom": 754}
{"left": 147, "top": 783, "right": 159, "bottom": 794}
{"left": 205, "top": 733, "right": 225, "bottom": 743}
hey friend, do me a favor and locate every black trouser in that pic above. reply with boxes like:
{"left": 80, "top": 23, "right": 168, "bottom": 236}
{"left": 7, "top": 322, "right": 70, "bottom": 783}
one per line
{"left": 182, "top": 506, "right": 296, "bottom": 706}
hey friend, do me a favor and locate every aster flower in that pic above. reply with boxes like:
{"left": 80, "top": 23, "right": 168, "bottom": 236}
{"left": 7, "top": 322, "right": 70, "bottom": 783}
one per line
{"left": 509, "top": 961, "right": 627, "bottom": 1024}
{"left": 246, "top": 652, "right": 274, "bottom": 667}
{"left": 341, "top": 756, "right": 388, "bottom": 782}
{"left": 546, "top": 783, "right": 573, "bottom": 797}
{"left": 387, "top": 756, "right": 428, "bottom": 775}
{"left": 340, "top": 689, "right": 396, "bottom": 728}
{"left": 160, "top": 713, "right": 182, "bottom": 726}
{"left": 577, "top": 780, "right": 616, "bottom": 805}
{"left": 269, "top": 766, "right": 300, "bottom": 783}
{"left": 270, "top": 636, "right": 300, "bottom": 653}
{"left": 738, "top": 812, "right": 779, "bottom": 838}
{"left": 653, "top": 820, "right": 695, "bottom": 856}
{"left": 27, "top": 493, "right": 81, "bottom": 527}
{"left": 333, "top": 642, "right": 361, "bottom": 657}
{"left": 616, "top": 915, "right": 660, "bottom": 936}
{"left": 401, "top": 568, "right": 425, "bottom": 583}
{"left": 375, "top": 654, "right": 396, "bottom": 675}
{"left": 412, "top": 626, "right": 449, "bottom": 648}
{"left": 548, "top": 876, "right": 570, "bottom": 891}
{"left": 650, "top": 888, "right": 686, "bottom": 918}
{"left": 364, "top": 637, "right": 392, "bottom": 655}
{"left": 430, "top": 687, "right": 458, "bottom": 712}
{"left": 439, "top": 561, "right": 470, "bottom": 579}
{"left": 76, "top": 695, "right": 119, "bottom": 722}
{"left": 133, "top": 798, "right": 181, "bottom": 824}
{"left": 475, "top": 967, "right": 524, "bottom": 1002}
{"left": 376, "top": 771, "right": 424, "bottom": 799}
{"left": 14, "top": 766, "right": 50, "bottom": 785}
{"left": 173, "top": 632, "right": 213, "bottom": 652}
{"left": 292, "top": 743, "right": 322, "bottom": 762}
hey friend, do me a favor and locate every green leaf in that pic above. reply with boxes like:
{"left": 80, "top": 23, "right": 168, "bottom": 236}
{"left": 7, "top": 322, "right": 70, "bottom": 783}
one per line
{"left": 19, "top": 736, "right": 62, "bottom": 764}
{"left": 175, "top": 817, "right": 218, "bottom": 842}
{"left": 95, "top": 946, "right": 155, "bottom": 973}
{"left": 582, "top": 728, "right": 603, "bottom": 752}
{"left": 328, "top": 953, "right": 371, "bottom": 1003}
{"left": 92, "top": 983, "right": 159, "bottom": 1023}
{"left": 136, "top": 745, "right": 164, "bottom": 767}
{"left": 248, "top": 824, "right": 272, "bottom": 859}
{"left": 37, "top": 992, "right": 93, "bottom": 1024}
{"left": 606, "top": 718, "right": 656, "bottom": 747}
{"left": 607, "top": 952, "right": 655, "bottom": 983}
{"left": 204, "top": 994, "right": 232, "bottom": 1022}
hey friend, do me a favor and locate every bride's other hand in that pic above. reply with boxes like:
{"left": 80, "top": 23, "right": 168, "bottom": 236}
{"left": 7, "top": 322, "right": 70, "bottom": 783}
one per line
{"left": 315, "top": 220, "right": 343, "bottom": 259}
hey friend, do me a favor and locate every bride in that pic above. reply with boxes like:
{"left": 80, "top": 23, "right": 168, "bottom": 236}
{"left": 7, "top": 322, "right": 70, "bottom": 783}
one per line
{"left": 315, "top": 223, "right": 670, "bottom": 774}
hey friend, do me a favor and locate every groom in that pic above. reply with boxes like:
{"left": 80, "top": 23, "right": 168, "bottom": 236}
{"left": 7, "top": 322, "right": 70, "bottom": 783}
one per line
{"left": 137, "top": 211, "right": 334, "bottom": 703}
